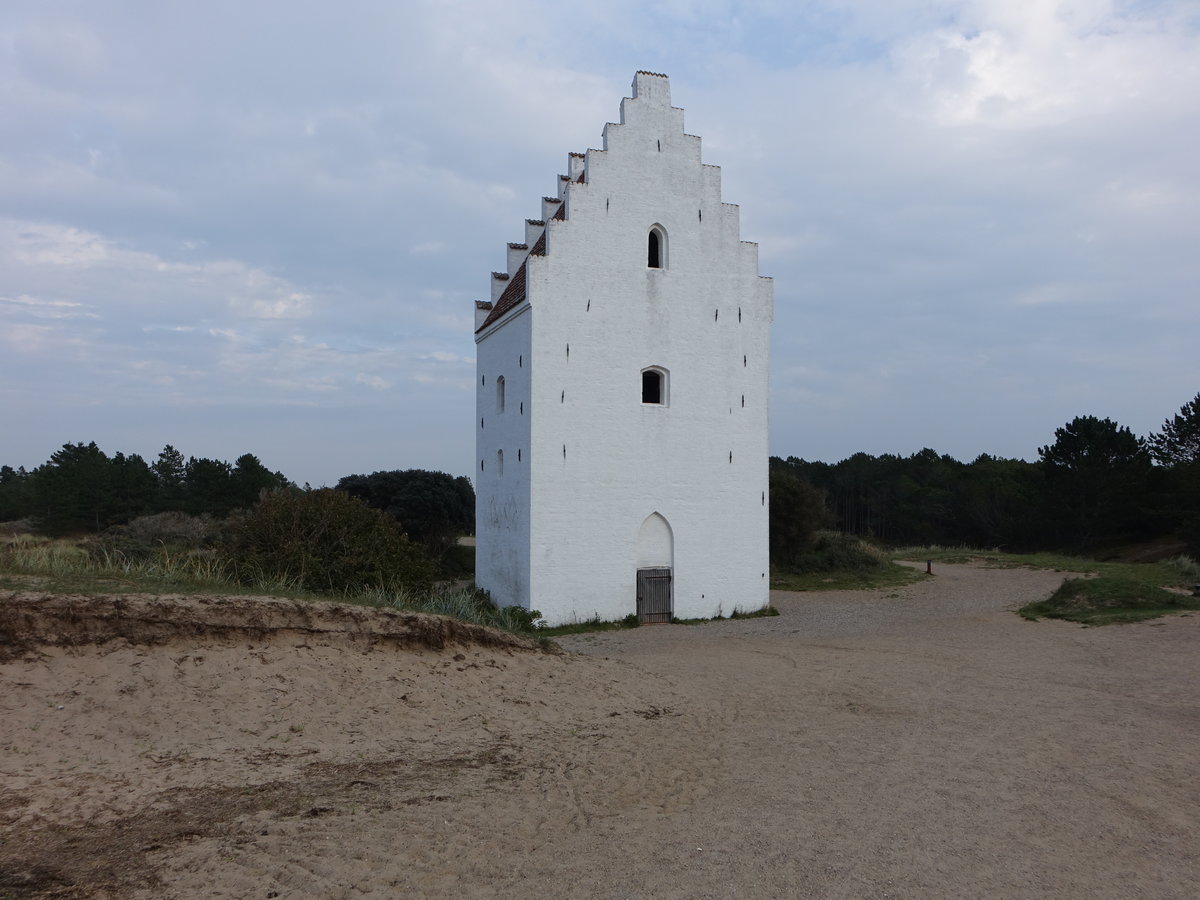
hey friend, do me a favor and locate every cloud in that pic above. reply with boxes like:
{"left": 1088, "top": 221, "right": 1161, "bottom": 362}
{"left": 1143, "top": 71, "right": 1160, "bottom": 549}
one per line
{"left": 0, "top": 0, "right": 1196, "bottom": 484}
{"left": 0, "top": 293, "right": 97, "bottom": 319}
{"left": 356, "top": 373, "right": 391, "bottom": 390}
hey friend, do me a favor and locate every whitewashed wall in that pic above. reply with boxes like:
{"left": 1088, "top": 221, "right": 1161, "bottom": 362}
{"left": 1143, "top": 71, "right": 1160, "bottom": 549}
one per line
{"left": 476, "top": 72, "right": 773, "bottom": 625}
{"left": 474, "top": 307, "right": 531, "bottom": 609}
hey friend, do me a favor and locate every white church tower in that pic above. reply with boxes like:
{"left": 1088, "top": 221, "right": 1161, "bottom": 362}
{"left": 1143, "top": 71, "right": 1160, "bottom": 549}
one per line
{"left": 474, "top": 71, "right": 772, "bottom": 626}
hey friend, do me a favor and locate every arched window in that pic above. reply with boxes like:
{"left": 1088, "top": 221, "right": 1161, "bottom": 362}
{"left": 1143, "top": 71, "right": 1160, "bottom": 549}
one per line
{"left": 496, "top": 376, "right": 505, "bottom": 413}
{"left": 647, "top": 225, "right": 667, "bottom": 269}
{"left": 497, "top": 449, "right": 504, "bottom": 476}
{"left": 641, "top": 366, "right": 668, "bottom": 405}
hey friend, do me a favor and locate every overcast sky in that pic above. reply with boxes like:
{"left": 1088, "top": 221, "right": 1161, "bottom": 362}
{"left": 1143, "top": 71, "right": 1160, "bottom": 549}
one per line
{"left": 2, "top": 1, "right": 1197, "bottom": 486}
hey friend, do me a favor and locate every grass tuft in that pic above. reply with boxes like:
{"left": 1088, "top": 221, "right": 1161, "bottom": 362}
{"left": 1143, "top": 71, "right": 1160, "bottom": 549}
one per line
{"left": 0, "top": 536, "right": 547, "bottom": 638}
{"left": 1019, "top": 576, "right": 1200, "bottom": 625}
{"left": 773, "top": 532, "right": 926, "bottom": 591}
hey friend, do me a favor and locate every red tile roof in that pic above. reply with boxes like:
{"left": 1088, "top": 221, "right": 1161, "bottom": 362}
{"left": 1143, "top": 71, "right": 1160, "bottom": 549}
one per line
{"left": 477, "top": 260, "right": 527, "bottom": 332}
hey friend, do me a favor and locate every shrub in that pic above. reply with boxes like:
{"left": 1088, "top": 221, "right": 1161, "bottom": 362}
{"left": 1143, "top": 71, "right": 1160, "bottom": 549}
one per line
{"left": 1164, "top": 554, "right": 1200, "bottom": 581}
{"left": 220, "top": 488, "right": 434, "bottom": 594}
{"left": 784, "top": 530, "right": 889, "bottom": 574}
{"left": 438, "top": 541, "right": 476, "bottom": 577}
{"left": 83, "top": 511, "right": 216, "bottom": 563}
{"left": 769, "top": 466, "right": 830, "bottom": 567}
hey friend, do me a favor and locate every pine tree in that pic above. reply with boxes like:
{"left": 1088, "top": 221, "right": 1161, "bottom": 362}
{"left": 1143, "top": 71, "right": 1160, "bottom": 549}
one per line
{"left": 1148, "top": 392, "right": 1200, "bottom": 466}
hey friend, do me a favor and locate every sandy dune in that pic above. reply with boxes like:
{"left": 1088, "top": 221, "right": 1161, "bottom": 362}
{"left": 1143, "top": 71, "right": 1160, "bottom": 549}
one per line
{"left": 2, "top": 564, "right": 1198, "bottom": 898}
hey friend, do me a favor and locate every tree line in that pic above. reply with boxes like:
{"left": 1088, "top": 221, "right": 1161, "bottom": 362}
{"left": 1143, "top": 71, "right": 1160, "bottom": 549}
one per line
{"left": 772, "top": 393, "right": 1200, "bottom": 562}
{"left": 0, "top": 445, "right": 477, "bottom": 562}
{"left": 5, "top": 392, "right": 1196, "bottom": 564}
{"left": 0, "top": 443, "right": 290, "bottom": 535}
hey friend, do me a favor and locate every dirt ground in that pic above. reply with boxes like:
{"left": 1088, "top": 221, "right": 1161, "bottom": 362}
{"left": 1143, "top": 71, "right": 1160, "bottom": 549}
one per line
{"left": 2, "top": 564, "right": 1198, "bottom": 898}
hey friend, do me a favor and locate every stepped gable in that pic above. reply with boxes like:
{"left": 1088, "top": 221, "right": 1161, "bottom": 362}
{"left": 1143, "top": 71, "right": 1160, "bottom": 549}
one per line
{"left": 476, "top": 71, "right": 681, "bottom": 335}
{"left": 477, "top": 191, "right": 555, "bottom": 331}
{"left": 477, "top": 259, "right": 528, "bottom": 331}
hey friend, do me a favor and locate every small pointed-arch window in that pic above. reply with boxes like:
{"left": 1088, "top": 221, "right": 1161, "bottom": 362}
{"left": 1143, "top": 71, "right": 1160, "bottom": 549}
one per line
{"left": 641, "top": 366, "right": 669, "bottom": 405}
{"left": 496, "top": 376, "right": 505, "bottom": 413}
{"left": 647, "top": 225, "right": 667, "bottom": 269}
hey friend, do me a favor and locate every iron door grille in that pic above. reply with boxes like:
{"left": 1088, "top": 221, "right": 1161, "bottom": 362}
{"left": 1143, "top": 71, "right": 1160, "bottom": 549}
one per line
{"left": 636, "top": 567, "right": 673, "bottom": 624}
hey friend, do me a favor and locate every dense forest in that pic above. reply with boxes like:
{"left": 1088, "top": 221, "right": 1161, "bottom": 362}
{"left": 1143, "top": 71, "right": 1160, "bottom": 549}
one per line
{"left": 771, "top": 394, "right": 1200, "bottom": 558}
{"left": 0, "top": 443, "right": 291, "bottom": 535}
{"left": 0, "top": 444, "right": 476, "bottom": 559}
{"left": 3, "top": 393, "right": 1197, "bottom": 563}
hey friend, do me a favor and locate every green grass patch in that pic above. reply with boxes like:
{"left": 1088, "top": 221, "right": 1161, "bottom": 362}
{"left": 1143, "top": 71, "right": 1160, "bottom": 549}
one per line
{"left": 1019, "top": 575, "right": 1200, "bottom": 625}
{"left": 771, "top": 564, "right": 925, "bottom": 592}
{"left": 773, "top": 531, "right": 928, "bottom": 591}
{"left": 893, "top": 545, "right": 1200, "bottom": 625}
{"left": 893, "top": 546, "right": 1198, "bottom": 586}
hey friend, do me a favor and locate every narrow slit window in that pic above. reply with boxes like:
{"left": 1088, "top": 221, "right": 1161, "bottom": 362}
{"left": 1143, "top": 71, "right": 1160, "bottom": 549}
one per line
{"left": 647, "top": 225, "right": 667, "bottom": 269}
{"left": 496, "top": 376, "right": 505, "bottom": 413}
{"left": 497, "top": 449, "right": 504, "bottom": 476}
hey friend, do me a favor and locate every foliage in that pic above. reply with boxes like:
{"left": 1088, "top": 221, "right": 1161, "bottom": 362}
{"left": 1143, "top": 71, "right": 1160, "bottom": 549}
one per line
{"left": 1148, "top": 392, "right": 1200, "bottom": 466}
{"left": 151, "top": 444, "right": 187, "bottom": 511}
{"left": 30, "top": 442, "right": 137, "bottom": 535}
{"left": 775, "top": 451, "right": 1049, "bottom": 551}
{"left": 1038, "top": 416, "right": 1153, "bottom": 550}
{"left": 0, "top": 539, "right": 542, "bottom": 639}
{"left": 782, "top": 530, "right": 890, "bottom": 573}
{"left": 539, "top": 614, "right": 643, "bottom": 636}
{"left": 768, "top": 462, "right": 829, "bottom": 566}
{"left": 1018, "top": 575, "right": 1199, "bottom": 625}
{"left": 219, "top": 488, "right": 434, "bottom": 595}
{"left": 336, "top": 469, "right": 475, "bottom": 559}
{"left": 0, "top": 442, "right": 291, "bottom": 535}
{"left": 1163, "top": 554, "right": 1200, "bottom": 580}
{"left": 771, "top": 560, "right": 923, "bottom": 592}
{"left": 893, "top": 546, "right": 1197, "bottom": 594}
{"left": 83, "top": 512, "right": 217, "bottom": 563}
{"left": 1144, "top": 393, "right": 1200, "bottom": 553}
{"left": 0, "top": 465, "right": 33, "bottom": 523}
{"left": 0, "top": 531, "right": 238, "bottom": 595}
{"left": 772, "top": 408, "right": 1176, "bottom": 555}
{"left": 439, "top": 542, "right": 476, "bottom": 577}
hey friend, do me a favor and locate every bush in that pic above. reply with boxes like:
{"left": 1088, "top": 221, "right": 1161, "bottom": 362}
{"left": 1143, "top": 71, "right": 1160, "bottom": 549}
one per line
{"left": 438, "top": 542, "right": 476, "bottom": 577}
{"left": 784, "top": 531, "right": 889, "bottom": 574}
{"left": 83, "top": 511, "right": 216, "bottom": 563}
{"left": 220, "top": 488, "right": 434, "bottom": 594}
{"left": 769, "top": 466, "right": 830, "bottom": 567}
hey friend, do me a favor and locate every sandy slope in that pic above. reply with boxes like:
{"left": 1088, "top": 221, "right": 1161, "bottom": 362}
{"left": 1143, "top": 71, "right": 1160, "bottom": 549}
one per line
{"left": 2, "top": 565, "right": 1198, "bottom": 898}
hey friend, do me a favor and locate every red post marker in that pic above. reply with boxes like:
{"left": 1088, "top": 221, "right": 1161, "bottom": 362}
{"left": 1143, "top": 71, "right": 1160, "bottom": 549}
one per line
{"left": 926, "top": 559, "right": 933, "bottom": 575}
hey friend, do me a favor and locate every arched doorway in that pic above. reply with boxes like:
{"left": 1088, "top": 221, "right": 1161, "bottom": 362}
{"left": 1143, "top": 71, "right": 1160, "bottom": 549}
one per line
{"left": 636, "top": 513, "right": 673, "bottom": 623}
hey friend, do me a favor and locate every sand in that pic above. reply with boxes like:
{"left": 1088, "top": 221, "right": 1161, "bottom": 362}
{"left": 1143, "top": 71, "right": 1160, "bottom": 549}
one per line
{"left": 2, "top": 563, "right": 1198, "bottom": 898}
